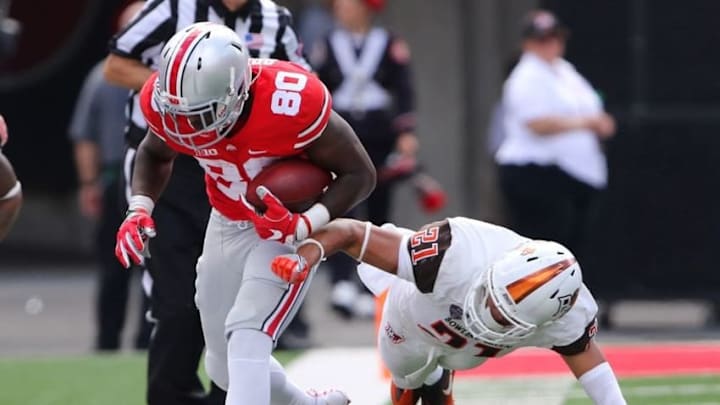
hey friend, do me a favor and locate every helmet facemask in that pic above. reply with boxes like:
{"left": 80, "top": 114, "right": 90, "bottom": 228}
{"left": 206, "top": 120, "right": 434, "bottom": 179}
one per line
{"left": 463, "top": 268, "right": 538, "bottom": 347}
{"left": 155, "top": 65, "right": 251, "bottom": 151}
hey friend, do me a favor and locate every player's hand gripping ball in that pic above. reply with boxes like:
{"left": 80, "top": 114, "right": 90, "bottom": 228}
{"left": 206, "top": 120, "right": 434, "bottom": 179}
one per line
{"left": 246, "top": 158, "right": 332, "bottom": 213}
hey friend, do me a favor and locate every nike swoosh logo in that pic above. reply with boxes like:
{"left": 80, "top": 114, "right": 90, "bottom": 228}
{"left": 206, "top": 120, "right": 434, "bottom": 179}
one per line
{"left": 248, "top": 149, "right": 267, "bottom": 155}
{"left": 268, "top": 230, "right": 283, "bottom": 240}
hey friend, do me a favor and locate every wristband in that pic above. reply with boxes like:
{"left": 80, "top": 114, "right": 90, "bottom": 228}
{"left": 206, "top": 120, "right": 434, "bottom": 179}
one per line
{"left": 297, "top": 238, "right": 326, "bottom": 263}
{"left": 128, "top": 194, "right": 155, "bottom": 215}
{"left": 357, "top": 221, "right": 372, "bottom": 263}
{"left": 296, "top": 203, "right": 331, "bottom": 240}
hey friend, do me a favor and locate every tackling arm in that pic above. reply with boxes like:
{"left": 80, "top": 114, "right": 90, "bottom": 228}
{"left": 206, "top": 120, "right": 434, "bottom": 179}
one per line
{"left": 562, "top": 340, "right": 626, "bottom": 405}
{"left": 290, "top": 218, "right": 404, "bottom": 275}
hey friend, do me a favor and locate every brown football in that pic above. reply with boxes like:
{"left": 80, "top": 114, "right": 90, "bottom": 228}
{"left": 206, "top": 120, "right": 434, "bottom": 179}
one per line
{"left": 246, "top": 158, "right": 332, "bottom": 213}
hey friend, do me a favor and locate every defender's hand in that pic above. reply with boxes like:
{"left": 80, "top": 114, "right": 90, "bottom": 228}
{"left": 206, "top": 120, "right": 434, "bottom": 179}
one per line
{"left": 115, "top": 208, "right": 156, "bottom": 268}
{"left": 247, "top": 186, "right": 311, "bottom": 244}
{"left": 271, "top": 254, "right": 310, "bottom": 284}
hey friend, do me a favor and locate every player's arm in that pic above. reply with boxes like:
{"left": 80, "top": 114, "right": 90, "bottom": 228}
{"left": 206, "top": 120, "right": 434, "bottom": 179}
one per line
{"left": 0, "top": 152, "right": 21, "bottom": 241}
{"left": 248, "top": 89, "right": 375, "bottom": 244}
{"left": 305, "top": 110, "right": 376, "bottom": 219}
{"left": 104, "top": 0, "right": 173, "bottom": 90}
{"left": 104, "top": 54, "right": 154, "bottom": 91}
{"left": 271, "top": 218, "right": 430, "bottom": 284}
{"left": 132, "top": 130, "right": 177, "bottom": 202}
{"left": 302, "top": 219, "right": 403, "bottom": 272}
{"left": 114, "top": 131, "right": 176, "bottom": 268}
{"left": 555, "top": 326, "right": 626, "bottom": 405}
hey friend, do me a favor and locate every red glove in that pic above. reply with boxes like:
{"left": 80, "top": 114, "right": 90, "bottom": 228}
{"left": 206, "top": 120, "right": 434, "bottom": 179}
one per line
{"left": 271, "top": 254, "right": 310, "bottom": 283}
{"left": 115, "top": 208, "right": 156, "bottom": 268}
{"left": 246, "top": 186, "right": 311, "bottom": 244}
{"left": 413, "top": 173, "right": 447, "bottom": 213}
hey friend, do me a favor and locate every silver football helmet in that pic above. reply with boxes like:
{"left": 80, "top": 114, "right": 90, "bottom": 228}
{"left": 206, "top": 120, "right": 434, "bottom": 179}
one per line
{"left": 463, "top": 240, "right": 582, "bottom": 346}
{"left": 154, "top": 22, "right": 252, "bottom": 150}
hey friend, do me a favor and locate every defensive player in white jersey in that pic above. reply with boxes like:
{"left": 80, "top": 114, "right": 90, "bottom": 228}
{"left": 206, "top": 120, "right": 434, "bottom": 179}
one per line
{"left": 271, "top": 217, "right": 627, "bottom": 405}
{"left": 115, "top": 23, "right": 376, "bottom": 405}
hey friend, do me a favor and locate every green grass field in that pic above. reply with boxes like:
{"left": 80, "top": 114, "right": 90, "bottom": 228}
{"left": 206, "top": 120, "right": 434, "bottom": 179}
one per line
{"left": 0, "top": 351, "right": 299, "bottom": 405}
{"left": 451, "top": 373, "right": 720, "bottom": 405}
{"left": 563, "top": 374, "right": 720, "bottom": 405}
{"left": 0, "top": 353, "right": 717, "bottom": 405}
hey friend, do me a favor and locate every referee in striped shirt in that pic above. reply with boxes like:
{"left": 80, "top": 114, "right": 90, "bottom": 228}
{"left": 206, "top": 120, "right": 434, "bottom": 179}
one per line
{"left": 104, "top": 1, "right": 309, "bottom": 404}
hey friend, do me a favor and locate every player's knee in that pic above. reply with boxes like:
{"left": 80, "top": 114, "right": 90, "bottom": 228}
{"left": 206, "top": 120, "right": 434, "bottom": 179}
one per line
{"left": 390, "top": 380, "right": 421, "bottom": 405}
{"left": 205, "top": 351, "right": 229, "bottom": 391}
{"left": 225, "top": 299, "right": 263, "bottom": 333}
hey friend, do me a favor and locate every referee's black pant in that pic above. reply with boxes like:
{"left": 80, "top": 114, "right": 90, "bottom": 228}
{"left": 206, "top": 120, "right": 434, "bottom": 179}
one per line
{"left": 96, "top": 168, "right": 152, "bottom": 351}
{"left": 124, "top": 150, "right": 226, "bottom": 405}
{"left": 497, "top": 163, "right": 601, "bottom": 259}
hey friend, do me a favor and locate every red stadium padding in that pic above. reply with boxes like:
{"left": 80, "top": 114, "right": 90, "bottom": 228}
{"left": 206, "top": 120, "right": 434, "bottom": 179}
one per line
{"left": 455, "top": 343, "right": 720, "bottom": 378}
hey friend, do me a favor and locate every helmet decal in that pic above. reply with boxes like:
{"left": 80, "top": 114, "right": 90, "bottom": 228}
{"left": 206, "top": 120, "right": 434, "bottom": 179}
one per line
{"left": 506, "top": 258, "right": 577, "bottom": 303}
{"left": 552, "top": 288, "right": 580, "bottom": 318}
{"left": 167, "top": 27, "right": 205, "bottom": 98}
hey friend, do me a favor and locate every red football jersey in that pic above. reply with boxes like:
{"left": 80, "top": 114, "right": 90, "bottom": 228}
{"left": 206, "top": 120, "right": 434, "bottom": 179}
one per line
{"left": 139, "top": 59, "right": 333, "bottom": 221}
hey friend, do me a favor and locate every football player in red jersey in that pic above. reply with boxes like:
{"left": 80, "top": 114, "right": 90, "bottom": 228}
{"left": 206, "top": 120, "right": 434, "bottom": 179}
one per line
{"left": 272, "top": 218, "right": 626, "bottom": 405}
{"left": 115, "top": 23, "right": 375, "bottom": 405}
{"left": 0, "top": 114, "right": 22, "bottom": 241}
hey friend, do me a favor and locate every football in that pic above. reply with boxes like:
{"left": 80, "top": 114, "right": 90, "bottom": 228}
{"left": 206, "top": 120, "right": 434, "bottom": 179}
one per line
{"left": 246, "top": 158, "right": 332, "bottom": 213}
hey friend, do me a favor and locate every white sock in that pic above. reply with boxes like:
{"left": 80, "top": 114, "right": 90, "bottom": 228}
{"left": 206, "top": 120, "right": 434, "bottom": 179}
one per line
{"left": 578, "top": 362, "right": 626, "bottom": 405}
{"left": 423, "top": 366, "right": 443, "bottom": 386}
{"left": 226, "top": 329, "right": 273, "bottom": 405}
{"left": 269, "top": 356, "right": 314, "bottom": 405}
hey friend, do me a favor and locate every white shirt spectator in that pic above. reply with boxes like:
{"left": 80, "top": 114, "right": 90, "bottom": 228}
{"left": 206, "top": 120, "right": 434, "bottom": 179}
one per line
{"left": 496, "top": 52, "right": 607, "bottom": 188}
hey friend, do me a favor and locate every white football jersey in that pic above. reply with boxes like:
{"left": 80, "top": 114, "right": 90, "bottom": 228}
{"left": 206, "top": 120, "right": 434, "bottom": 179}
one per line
{"left": 360, "top": 217, "right": 598, "bottom": 371}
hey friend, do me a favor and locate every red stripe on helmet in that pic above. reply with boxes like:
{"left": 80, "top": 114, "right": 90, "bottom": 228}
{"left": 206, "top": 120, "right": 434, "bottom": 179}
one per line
{"left": 167, "top": 28, "right": 204, "bottom": 96}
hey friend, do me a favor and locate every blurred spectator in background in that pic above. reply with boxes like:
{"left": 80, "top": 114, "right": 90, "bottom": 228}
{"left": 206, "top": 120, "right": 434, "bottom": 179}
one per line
{"left": 68, "top": 1, "right": 151, "bottom": 352}
{"left": 296, "top": 0, "right": 334, "bottom": 53}
{"left": 104, "top": 0, "right": 311, "bottom": 403}
{"left": 0, "top": 115, "right": 21, "bottom": 241}
{"left": 310, "top": 0, "right": 419, "bottom": 319}
{"left": 486, "top": 55, "right": 521, "bottom": 156}
{"left": 495, "top": 10, "right": 615, "bottom": 258}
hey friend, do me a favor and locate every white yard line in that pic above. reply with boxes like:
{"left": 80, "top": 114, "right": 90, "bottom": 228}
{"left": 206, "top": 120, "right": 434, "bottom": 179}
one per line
{"left": 455, "top": 375, "right": 576, "bottom": 405}
{"left": 286, "top": 347, "right": 579, "bottom": 405}
{"left": 285, "top": 347, "right": 389, "bottom": 405}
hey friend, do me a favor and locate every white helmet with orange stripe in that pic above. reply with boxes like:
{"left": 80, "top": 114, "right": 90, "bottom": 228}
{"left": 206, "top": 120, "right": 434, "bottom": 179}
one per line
{"left": 463, "top": 240, "right": 582, "bottom": 346}
{"left": 154, "top": 22, "right": 252, "bottom": 150}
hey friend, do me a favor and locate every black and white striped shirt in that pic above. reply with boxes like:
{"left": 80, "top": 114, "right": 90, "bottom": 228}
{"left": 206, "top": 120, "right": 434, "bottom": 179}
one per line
{"left": 109, "top": 0, "right": 310, "bottom": 146}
